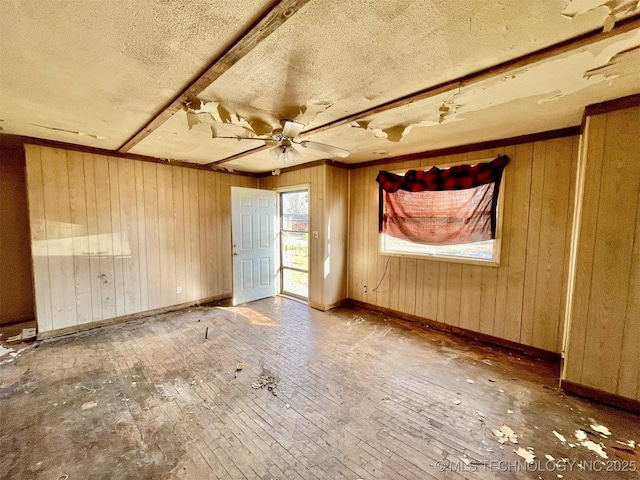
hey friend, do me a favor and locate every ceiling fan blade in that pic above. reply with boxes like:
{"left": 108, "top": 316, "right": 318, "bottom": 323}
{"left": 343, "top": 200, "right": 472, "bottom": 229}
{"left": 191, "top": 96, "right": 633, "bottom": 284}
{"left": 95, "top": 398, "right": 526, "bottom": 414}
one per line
{"left": 212, "top": 135, "right": 273, "bottom": 142}
{"left": 299, "top": 140, "right": 349, "bottom": 158}
{"left": 282, "top": 120, "right": 305, "bottom": 139}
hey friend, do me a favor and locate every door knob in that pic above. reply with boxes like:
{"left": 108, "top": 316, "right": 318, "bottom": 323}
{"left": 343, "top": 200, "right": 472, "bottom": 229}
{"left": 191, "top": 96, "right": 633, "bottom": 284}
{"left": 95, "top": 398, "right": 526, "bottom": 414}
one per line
{"left": 233, "top": 252, "right": 238, "bottom": 256}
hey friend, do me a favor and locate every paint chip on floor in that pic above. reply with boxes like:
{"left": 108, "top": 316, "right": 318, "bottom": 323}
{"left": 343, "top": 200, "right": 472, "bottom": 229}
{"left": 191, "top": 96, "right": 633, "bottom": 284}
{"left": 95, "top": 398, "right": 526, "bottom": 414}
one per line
{"left": 581, "top": 440, "right": 608, "bottom": 459}
{"left": 81, "top": 401, "right": 98, "bottom": 410}
{"left": 575, "top": 430, "right": 587, "bottom": 441}
{"left": 553, "top": 431, "right": 566, "bottom": 443}
{"left": 590, "top": 423, "right": 611, "bottom": 436}
{"left": 514, "top": 446, "right": 535, "bottom": 464}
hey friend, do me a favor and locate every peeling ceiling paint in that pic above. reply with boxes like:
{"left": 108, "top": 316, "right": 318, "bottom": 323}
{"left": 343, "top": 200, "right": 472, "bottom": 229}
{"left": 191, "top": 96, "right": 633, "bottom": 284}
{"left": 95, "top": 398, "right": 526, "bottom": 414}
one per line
{"left": 562, "top": 0, "right": 640, "bottom": 31}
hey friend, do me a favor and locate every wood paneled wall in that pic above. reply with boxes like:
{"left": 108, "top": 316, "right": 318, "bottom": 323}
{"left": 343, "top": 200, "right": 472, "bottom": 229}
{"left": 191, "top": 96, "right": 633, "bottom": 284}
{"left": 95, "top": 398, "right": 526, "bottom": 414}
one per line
{"left": 259, "top": 163, "right": 348, "bottom": 309}
{"left": 563, "top": 105, "right": 640, "bottom": 401}
{"left": 324, "top": 164, "right": 348, "bottom": 308}
{"left": 25, "top": 145, "right": 256, "bottom": 333}
{"left": 347, "top": 137, "right": 579, "bottom": 353}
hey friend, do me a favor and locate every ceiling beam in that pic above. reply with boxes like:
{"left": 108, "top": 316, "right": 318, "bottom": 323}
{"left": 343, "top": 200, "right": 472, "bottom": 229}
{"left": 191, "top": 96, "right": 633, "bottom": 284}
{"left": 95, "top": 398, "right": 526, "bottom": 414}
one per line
{"left": 205, "top": 14, "right": 640, "bottom": 168}
{"left": 303, "top": 14, "right": 640, "bottom": 137}
{"left": 117, "top": 0, "right": 311, "bottom": 153}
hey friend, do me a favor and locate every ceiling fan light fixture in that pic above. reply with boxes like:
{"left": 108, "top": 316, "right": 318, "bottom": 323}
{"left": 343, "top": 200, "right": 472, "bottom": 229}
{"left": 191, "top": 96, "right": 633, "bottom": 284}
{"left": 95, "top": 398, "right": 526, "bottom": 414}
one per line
{"left": 268, "top": 146, "right": 282, "bottom": 162}
{"left": 269, "top": 143, "right": 300, "bottom": 163}
{"left": 285, "top": 144, "right": 300, "bottom": 162}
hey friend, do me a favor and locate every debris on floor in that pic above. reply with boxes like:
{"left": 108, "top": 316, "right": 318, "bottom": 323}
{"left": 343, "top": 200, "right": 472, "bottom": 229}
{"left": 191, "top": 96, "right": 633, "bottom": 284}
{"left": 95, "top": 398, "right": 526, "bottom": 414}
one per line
{"left": 235, "top": 362, "right": 244, "bottom": 378}
{"left": 6, "top": 328, "right": 36, "bottom": 343}
{"left": 616, "top": 440, "right": 636, "bottom": 448}
{"left": 514, "top": 446, "right": 536, "bottom": 464}
{"left": 252, "top": 374, "right": 279, "bottom": 395}
{"left": 466, "top": 378, "right": 474, "bottom": 384}
{"left": 581, "top": 439, "right": 608, "bottom": 458}
{"left": 0, "top": 345, "right": 12, "bottom": 358}
{"left": 553, "top": 430, "right": 567, "bottom": 443}
{"left": 552, "top": 426, "right": 616, "bottom": 459}
{"left": 492, "top": 424, "right": 518, "bottom": 444}
{"left": 0, "top": 346, "right": 27, "bottom": 365}
{"left": 590, "top": 422, "right": 611, "bottom": 437}
{"left": 81, "top": 401, "right": 98, "bottom": 410}
{"left": 347, "top": 316, "right": 366, "bottom": 326}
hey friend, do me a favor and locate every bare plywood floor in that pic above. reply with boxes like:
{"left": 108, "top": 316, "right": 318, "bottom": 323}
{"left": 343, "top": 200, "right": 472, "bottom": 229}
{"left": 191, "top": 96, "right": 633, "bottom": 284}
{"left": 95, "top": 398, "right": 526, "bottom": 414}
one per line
{"left": 1, "top": 297, "right": 638, "bottom": 479}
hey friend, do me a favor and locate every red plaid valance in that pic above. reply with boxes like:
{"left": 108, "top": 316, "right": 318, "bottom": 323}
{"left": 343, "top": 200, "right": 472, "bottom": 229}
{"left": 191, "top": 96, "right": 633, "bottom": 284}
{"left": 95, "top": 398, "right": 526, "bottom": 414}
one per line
{"left": 377, "top": 155, "right": 510, "bottom": 245}
{"left": 376, "top": 155, "right": 509, "bottom": 193}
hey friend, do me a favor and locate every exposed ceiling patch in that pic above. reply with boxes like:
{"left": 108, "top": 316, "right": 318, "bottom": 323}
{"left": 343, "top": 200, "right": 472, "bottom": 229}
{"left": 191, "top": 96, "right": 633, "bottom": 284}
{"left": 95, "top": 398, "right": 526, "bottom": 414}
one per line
{"left": 561, "top": 0, "right": 640, "bottom": 31}
{"left": 584, "top": 44, "right": 640, "bottom": 78}
{"left": 184, "top": 98, "right": 332, "bottom": 139}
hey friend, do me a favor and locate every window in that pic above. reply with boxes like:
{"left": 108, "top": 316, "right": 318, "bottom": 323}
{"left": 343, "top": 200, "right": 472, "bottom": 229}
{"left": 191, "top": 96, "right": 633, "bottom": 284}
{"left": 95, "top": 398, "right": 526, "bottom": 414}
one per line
{"left": 377, "top": 155, "right": 509, "bottom": 265}
{"left": 280, "top": 190, "right": 309, "bottom": 299}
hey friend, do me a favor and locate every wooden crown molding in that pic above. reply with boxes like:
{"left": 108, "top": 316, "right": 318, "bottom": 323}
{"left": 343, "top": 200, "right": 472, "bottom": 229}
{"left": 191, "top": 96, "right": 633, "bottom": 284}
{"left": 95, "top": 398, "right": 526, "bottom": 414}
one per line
{"left": 0, "top": 133, "right": 259, "bottom": 177}
{"left": 347, "top": 126, "right": 581, "bottom": 170}
{"left": 581, "top": 93, "right": 640, "bottom": 131}
{"left": 255, "top": 158, "right": 348, "bottom": 178}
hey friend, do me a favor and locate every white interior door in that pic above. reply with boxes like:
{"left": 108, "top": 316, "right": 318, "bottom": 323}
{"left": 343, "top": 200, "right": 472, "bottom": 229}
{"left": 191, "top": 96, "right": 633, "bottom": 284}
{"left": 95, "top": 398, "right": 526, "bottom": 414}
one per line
{"left": 231, "top": 187, "right": 277, "bottom": 305}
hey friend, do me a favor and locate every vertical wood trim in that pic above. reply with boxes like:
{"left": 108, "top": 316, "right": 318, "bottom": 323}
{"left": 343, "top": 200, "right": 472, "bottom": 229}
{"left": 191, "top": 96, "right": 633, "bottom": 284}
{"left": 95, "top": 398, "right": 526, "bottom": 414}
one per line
{"left": 564, "top": 117, "right": 605, "bottom": 384}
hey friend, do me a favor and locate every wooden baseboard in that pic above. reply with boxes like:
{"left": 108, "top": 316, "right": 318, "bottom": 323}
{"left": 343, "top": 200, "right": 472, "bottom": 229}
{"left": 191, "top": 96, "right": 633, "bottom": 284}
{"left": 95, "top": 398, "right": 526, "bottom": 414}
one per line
{"left": 36, "top": 294, "right": 231, "bottom": 340}
{"left": 560, "top": 380, "right": 640, "bottom": 414}
{"left": 308, "top": 298, "right": 347, "bottom": 312}
{"left": 346, "top": 298, "right": 561, "bottom": 361}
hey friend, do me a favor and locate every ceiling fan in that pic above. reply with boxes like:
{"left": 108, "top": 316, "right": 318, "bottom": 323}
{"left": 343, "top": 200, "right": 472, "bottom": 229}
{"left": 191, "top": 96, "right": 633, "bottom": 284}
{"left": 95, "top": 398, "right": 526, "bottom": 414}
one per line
{"left": 214, "top": 120, "right": 349, "bottom": 163}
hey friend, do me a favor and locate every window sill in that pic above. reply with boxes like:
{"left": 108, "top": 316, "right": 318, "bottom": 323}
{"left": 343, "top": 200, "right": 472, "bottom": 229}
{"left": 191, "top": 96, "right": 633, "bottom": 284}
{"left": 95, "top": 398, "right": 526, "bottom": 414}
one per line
{"left": 380, "top": 250, "right": 500, "bottom": 267}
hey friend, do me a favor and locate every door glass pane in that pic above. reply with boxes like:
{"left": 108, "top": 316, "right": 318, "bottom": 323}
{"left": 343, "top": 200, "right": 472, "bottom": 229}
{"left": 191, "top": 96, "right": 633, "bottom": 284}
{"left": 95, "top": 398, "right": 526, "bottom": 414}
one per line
{"left": 282, "top": 269, "right": 308, "bottom": 298}
{"left": 282, "top": 192, "right": 309, "bottom": 228}
{"left": 282, "top": 231, "right": 308, "bottom": 269}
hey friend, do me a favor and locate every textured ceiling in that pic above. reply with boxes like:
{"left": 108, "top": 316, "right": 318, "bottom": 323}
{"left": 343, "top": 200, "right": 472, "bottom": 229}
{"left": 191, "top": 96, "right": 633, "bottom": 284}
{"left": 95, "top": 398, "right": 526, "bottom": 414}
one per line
{"left": 1, "top": 0, "right": 639, "bottom": 173}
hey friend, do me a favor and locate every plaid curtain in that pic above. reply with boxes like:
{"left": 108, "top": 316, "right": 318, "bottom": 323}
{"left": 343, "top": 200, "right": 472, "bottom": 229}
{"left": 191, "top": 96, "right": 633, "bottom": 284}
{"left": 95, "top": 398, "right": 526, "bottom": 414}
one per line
{"left": 376, "top": 155, "right": 509, "bottom": 245}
